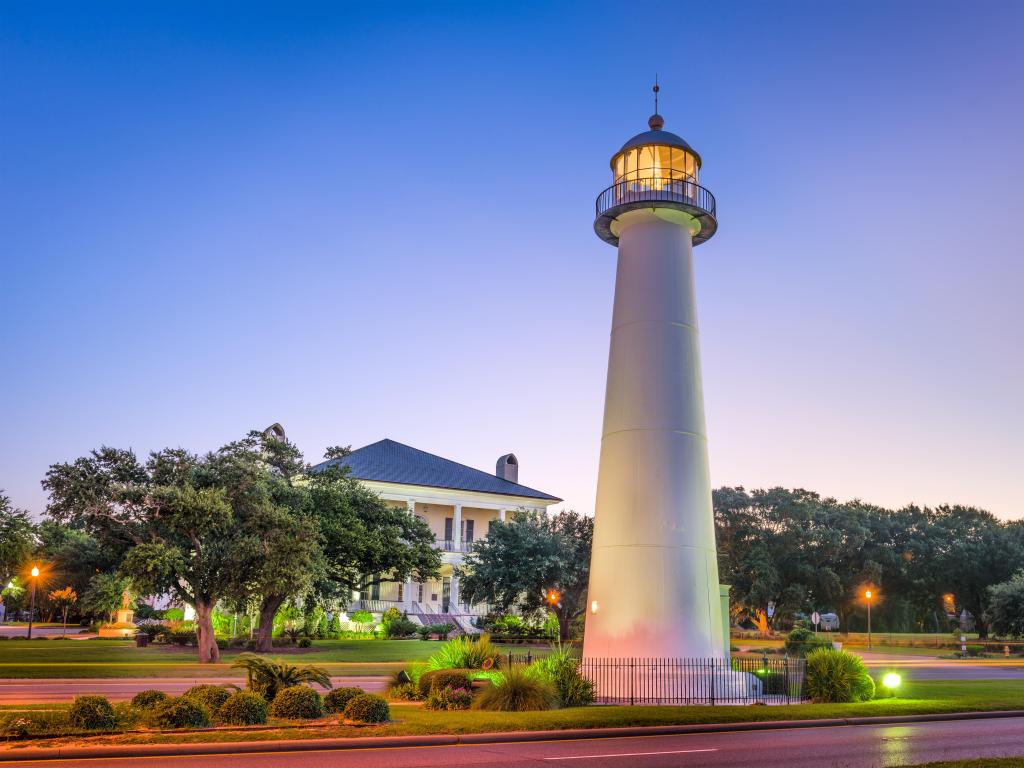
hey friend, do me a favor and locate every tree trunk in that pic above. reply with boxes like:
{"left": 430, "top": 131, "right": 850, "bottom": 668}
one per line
{"left": 62, "top": 606, "right": 68, "bottom": 639}
{"left": 255, "top": 594, "right": 286, "bottom": 654}
{"left": 193, "top": 600, "right": 220, "bottom": 663}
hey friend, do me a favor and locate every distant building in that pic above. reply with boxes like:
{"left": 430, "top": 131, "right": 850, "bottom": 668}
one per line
{"left": 311, "top": 439, "right": 561, "bottom": 632}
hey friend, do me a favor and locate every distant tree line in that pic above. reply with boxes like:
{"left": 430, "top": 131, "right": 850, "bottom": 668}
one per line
{"left": 715, "top": 487, "right": 1024, "bottom": 638}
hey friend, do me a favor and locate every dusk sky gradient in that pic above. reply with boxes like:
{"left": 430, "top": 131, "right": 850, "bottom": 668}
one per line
{"left": 2, "top": 1, "right": 1022, "bottom": 519}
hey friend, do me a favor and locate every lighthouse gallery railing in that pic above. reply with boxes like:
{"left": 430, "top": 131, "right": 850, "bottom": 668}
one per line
{"left": 596, "top": 177, "right": 717, "bottom": 219}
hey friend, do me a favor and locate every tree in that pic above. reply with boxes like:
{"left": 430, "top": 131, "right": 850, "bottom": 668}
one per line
{"left": 43, "top": 445, "right": 259, "bottom": 662}
{"left": 986, "top": 572, "right": 1024, "bottom": 638}
{"left": 36, "top": 521, "right": 117, "bottom": 607}
{"left": 0, "top": 492, "right": 36, "bottom": 587}
{"left": 460, "top": 510, "right": 592, "bottom": 641}
{"left": 212, "top": 431, "right": 322, "bottom": 654}
{"left": 80, "top": 573, "right": 130, "bottom": 623}
{"left": 921, "top": 506, "right": 1024, "bottom": 639}
{"left": 309, "top": 464, "right": 441, "bottom": 620}
{"left": 49, "top": 586, "right": 78, "bottom": 637}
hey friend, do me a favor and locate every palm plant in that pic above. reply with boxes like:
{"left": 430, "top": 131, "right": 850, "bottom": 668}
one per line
{"left": 427, "top": 634, "right": 503, "bottom": 671}
{"left": 230, "top": 653, "right": 332, "bottom": 701}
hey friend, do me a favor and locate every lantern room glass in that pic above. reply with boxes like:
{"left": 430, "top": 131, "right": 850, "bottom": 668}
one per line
{"left": 613, "top": 144, "right": 699, "bottom": 189}
{"left": 609, "top": 143, "right": 701, "bottom": 208}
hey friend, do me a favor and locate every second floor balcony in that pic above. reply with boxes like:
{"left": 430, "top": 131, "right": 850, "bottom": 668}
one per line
{"left": 436, "top": 538, "right": 478, "bottom": 553}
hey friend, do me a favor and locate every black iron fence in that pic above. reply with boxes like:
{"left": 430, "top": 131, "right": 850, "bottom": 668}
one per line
{"left": 580, "top": 656, "right": 807, "bottom": 705}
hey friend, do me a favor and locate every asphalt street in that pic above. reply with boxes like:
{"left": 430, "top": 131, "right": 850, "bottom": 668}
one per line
{"left": 857, "top": 652, "right": 1024, "bottom": 680}
{"left": 3, "top": 716, "right": 1024, "bottom": 767}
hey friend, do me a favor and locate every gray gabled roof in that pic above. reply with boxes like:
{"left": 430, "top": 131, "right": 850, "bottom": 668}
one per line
{"left": 311, "top": 439, "right": 562, "bottom": 502}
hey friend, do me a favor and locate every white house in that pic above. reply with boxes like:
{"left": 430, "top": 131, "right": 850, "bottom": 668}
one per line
{"left": 311, "top": 439, "right": 561, "bottom": 633}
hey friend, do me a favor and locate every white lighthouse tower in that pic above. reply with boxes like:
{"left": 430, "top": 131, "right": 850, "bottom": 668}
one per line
{"left": 584, "top": 89, "right": 724, "bottom": 661}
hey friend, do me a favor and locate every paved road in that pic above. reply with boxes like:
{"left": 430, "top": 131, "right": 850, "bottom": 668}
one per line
{"left": 0, "top": 677, "right": 388, "bottom": 703}
{"left": 0, "top": 626, "right": 90, "bottom": 638}
{"left": 4, "top": 716, "right": 1024, "bottom": 767}
{"left": 857, "top": 652, "right": 1024, "bottom": 680}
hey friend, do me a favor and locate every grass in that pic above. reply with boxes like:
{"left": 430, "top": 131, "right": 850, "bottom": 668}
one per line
{"left": 901, "top": 762, "right": 1024, "bottom": 768}
{"left": 0, "top": 639, "right": 549, "bottom": 679}
{"left": 2, "top": 680, "right": 1024, "bottom": 751}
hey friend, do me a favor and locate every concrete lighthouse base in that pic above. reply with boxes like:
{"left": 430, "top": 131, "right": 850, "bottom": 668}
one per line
{"left": 583, "top": 212, "right": 724, "bottom": 663}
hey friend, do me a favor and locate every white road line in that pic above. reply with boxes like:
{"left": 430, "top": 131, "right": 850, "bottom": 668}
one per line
{"left": 544, "top": 748, "right": 718, "bottom": 760}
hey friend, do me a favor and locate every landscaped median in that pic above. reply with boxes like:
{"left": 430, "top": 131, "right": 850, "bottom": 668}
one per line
{"left": 2, "top": 680, "right": 1024, "bottom": 754}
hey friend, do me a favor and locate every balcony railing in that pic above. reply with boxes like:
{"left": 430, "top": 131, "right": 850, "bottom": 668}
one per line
{"left": 437, "top": 539, "right": 477, "bottom": 553}
{"left": 596, "top": 177, "right": 716, "bottom": 220}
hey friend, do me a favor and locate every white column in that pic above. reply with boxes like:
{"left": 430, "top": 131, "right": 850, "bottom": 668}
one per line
{"left": 499, "top": 508, "right": 506, "bottom": 522}
{"left": 584, "top": 213, "right": 724, "bottom": 660}
{"left": 449, "top": 575, "right": 460, "bottom": 614}
{"left": 453, "top": 504, "right": 462, "bottom": 550}
{"left": 403, "top": 577, "right": 414, "bottom": 613}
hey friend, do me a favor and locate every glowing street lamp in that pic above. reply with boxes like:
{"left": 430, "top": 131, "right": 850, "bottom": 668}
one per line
{"left": 27, "top": 566, "right": 40, "bottom": 640}
{"left": 882, "top": 672, "right": 901, "bottom": 693}
{"left": 864, "top": 589, "right": 874, "bottom": 651}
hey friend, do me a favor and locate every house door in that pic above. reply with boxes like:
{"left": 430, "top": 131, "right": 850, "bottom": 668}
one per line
{"left": 462, "top": 519, "right": 474, "bottom": 545}
{"left": 442, "top": 577, "right": 451, "bottom": 613}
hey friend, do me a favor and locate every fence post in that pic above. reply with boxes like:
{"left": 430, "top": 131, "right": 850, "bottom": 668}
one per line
{"left": 527, "top": 651, "right": 532, "bottom": 664}
{"left": 784, "top": 654, "right": 790, "bottom": 704}
{"left": 710, "top": 657, "right": 716, "bottom": 706}
{"left": 508, "top": 651, "right": 512, "bottom": 668}
{"left": 630, "top": 658, "right": 635, "bottom": 706}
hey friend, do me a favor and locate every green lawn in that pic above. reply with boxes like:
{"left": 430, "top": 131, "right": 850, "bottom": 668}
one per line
{"left": 2, "top": 680, "right": 1024, "bottom": 750}
{"left": 0, "top": 639, "right": 548, "bottom": 678}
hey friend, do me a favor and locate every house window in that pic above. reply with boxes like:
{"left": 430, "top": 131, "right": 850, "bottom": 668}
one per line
{"left": 444, "top": 517, "right": 453, "bottom": 542}
{"left": 463, "top": 519, "right": 474, "bottom": 543}
{"left": 417, "top": 582, "right": 424, "bottom": 603}
{"left": 398, "top": 583, "right": 404, "bottom": 602}
{"left": 370, "top": 581, "right": 380, "bottom": 601}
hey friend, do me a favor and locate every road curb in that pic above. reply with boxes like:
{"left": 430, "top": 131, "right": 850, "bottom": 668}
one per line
{"left": 2, "top": 709, "right": 1024, "bottom": 763}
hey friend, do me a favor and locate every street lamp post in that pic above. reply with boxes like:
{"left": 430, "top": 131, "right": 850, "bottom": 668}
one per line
{"left": 27, "top": 566, "right": 40, "bottom": 640}
{"left": 864, "top": 589, "right": 873, "bottom": 651}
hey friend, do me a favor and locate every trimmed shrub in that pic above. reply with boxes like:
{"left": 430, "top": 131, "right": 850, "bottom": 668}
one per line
{"left": 424, "top": 685, "right": 473, "bottom": 711}
{"left": 324, "top": 686, "right": 364, "bottom": 714}
{"left": 418, "top": 669, "right": 474, "bottom": 698}
{"left": 153, "top": 697, "right": 212, "bottom": 729}
{"left": 784, "top": 627, "right": 832, "bottom": 657}
{"left": 805, "top": 648, "right": 875, "bottom": 703}
{"left": 218, "top": 691, "right": 268, "bottom": 725}
{"left": 475, "top": 667, "right": 557, "bottom": 712}
{"left": 130, "top": 689, "right": 170, "bottom": 710}
{"left": 183, "top": 684, "right": 232, "bottom": 712}
{"left": 68, "top": 695, "right": 117, "bottom": 730}
{"left": 343, "top": 693, "right": 390, "bottom": 723}
{"left": 270, "top": 685, "right": 324, "bottom": 719}
{"left": 298, "top": 637, "right": 312, "bottom": 648}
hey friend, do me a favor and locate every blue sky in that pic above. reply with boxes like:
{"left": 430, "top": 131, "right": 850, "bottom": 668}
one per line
{"left": 2, "top": 1, "right": 1022, "bottom": 518}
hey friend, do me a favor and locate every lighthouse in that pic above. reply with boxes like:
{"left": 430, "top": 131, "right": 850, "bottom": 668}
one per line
{"left": 583, "top": 90, "right": 724, "bottom": 661}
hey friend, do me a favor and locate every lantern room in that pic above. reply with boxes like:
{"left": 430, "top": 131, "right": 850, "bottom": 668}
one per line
{"left": 612, "top": 114, "right": 701, "bottom": 188}
{"left": 595, "top": 113, "right": 717, "bottom": 247}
